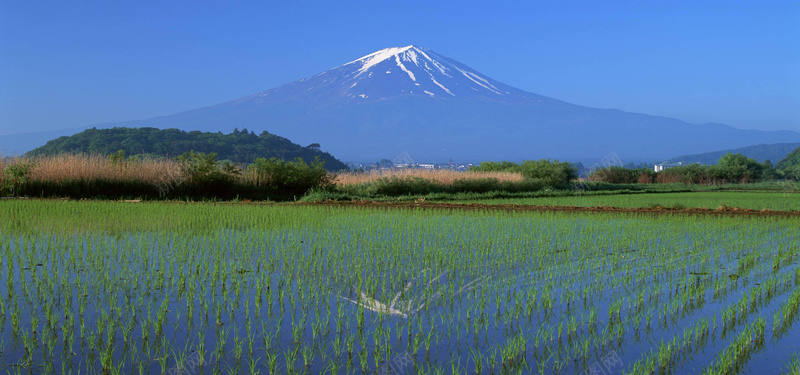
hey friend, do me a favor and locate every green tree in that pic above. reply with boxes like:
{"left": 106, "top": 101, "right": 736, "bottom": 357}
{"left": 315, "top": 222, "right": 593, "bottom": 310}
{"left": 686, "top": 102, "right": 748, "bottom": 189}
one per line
{"left": 717, "top": 153, "right": 763, "bottom": 181}
{"left": 247, "top": 157, "right": 333, "bottom": 199}
{"left": 776, "top": 146, "right": 800, "bottom": 172}
{"left": 518, "top": 159, "right": 578, "bottom": 187}
{"left": 1, "top": 161, "right": 35, "bottom": 197}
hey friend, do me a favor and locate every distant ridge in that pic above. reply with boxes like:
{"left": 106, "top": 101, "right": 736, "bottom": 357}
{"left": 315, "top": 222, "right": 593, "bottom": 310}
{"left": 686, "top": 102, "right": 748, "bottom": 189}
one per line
{"left": 661, "top": 143, "right": 800, "bottom": 165}
{"left": 28, "top": 127, "right": 349, "bottom": 171}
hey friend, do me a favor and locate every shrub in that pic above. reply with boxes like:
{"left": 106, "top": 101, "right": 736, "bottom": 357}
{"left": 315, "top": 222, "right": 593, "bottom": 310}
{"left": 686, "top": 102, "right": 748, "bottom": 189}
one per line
{"left": 177, "top": 151, "right": 238, "bottom": 184}
{"left": 518, "top": 159, "right": 578, "bottom": 187}
{"left": 588, "top": 166, "right": 638, "bottom": 183}
{"left": 589, "top": 167, "right": 656, "bottom": 184}
{"left": 176, "top": 151, "right": 240, "bottom": 198}
{"left": 468, "top": 159, "right": 576, "bottom": 187}
{"left": 245, "top": 156, "right": 333, "bottom": 199}
{"left": 1, "top": 160, "right": 36, "bottom": 197}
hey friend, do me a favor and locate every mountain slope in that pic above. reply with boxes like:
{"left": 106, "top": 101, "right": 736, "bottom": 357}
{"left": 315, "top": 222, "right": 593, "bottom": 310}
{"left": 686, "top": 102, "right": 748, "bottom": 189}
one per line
{"left": 28, "top": 127, "right": 349, "bottom": 171}
{"left": 661, "top": 143, "right": 800, "bottom": 165}
{"left": 6, "top": 45, "right": 800, "bottom": 161}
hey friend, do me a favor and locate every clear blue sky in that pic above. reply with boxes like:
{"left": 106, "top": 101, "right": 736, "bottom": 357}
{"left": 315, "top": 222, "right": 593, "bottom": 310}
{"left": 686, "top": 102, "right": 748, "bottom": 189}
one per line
{"left": 1, "top": 1, "right": 798, "bottom": 135}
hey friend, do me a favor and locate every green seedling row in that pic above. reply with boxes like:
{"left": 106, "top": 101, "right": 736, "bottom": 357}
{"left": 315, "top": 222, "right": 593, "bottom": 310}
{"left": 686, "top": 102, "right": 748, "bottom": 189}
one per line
{"left": 0, "top": 200, "right": 798, "bottom": 374}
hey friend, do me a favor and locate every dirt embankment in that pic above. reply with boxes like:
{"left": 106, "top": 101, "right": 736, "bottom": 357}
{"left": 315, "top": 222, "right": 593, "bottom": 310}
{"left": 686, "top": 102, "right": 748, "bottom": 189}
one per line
{"left": 300, "top": 200, "right": 800, "bottom": 218}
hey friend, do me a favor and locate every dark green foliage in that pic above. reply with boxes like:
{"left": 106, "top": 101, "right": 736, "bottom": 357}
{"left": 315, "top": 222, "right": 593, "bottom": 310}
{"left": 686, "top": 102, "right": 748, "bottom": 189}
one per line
{"left": 589, "top": 166, "right": 655, "bottom": 184}
{"left": 777, "top": 146, "right": 800, "bottom": 173}
{"left": 28, "top": 127, "right": 349, "bottom": 171}
{"left": 368, "top": 176, "right": 440, "bottom": 196}
{"left": 654, "top": 153, "right": 778, "bottom": 183}
{"left": 717, "top": 153, "right": 765, "bottom": 179}
{"left": 450, "top": 178, "right": 535, "bottom": 193}
{"left": 176, "top": 151, "right": 240, "bottom": 198}
{"left": 517, "top": 159, "right": 578, "bottom": 187}
{"left": 470, "top": 159, "right": 578, "bottom": 187}
{"left": 588, "top": 153, "right": 778, "bottom": 185}
{"left": 338, "top": 176, "right": 546, "bottom": 197}
{"left": 1, "top": 161, "right": 35, "bottom": 196}
{"left": 177, "top": 151, "right": 239, "bottom": 184}
{"left": 246, "top": 157, "right": 333, "bottom": 199}
{"left": 23, "top": 178, "right": 164, "bottom": 200}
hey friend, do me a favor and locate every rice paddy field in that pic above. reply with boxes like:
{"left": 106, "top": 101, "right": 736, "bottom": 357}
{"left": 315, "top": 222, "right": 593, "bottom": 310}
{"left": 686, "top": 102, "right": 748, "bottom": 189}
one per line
{"left": 456, "top": 191, "right": 800, "bottom": 212}
{"left": 1, "top": 199, "right": 799, "bottom": 374}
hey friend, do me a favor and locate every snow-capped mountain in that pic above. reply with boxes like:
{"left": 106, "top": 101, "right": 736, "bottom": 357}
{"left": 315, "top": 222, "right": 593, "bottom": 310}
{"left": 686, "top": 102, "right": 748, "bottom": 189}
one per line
{"left": 6, "top": 45, "right": 800, "bottom": 162}
{"left": 253, "top": 45, "right": 548, "bottom": 104}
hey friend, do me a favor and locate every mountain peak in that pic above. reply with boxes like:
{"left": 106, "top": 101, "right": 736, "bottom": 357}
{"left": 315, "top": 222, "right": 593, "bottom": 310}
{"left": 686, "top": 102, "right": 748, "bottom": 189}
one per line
{"left": 345, "top": 45, "right": 421, "bottom": 77}
{"left": 308, "top": 45, "right": 523, "bottom": 101}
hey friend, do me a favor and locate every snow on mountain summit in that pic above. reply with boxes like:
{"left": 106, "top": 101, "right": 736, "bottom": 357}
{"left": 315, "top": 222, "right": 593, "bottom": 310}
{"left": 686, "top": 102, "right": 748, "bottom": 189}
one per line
{"left": 252, "top": 45, "right": 548, "bottom": 104}
{"left": 339, "top": 45, "right": 510, "bottom": 98}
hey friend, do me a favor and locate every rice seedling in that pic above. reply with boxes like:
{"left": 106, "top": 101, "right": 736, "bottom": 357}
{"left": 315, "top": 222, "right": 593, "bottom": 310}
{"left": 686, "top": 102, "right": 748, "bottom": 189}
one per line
{"left": 784, "top": 352, "right": 800, "bottom": 375}
{"left": 0, "top": 200, "right": 799, "bottom": 373}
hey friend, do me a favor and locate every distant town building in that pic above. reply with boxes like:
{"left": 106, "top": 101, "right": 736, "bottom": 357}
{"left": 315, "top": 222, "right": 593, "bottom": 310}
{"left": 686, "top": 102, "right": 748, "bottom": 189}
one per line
{"left": 654, "top": 162, "right": 683, "bottom": 172}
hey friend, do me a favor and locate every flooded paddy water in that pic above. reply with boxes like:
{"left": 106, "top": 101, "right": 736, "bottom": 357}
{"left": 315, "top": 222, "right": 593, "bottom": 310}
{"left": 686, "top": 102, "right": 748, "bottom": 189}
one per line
{"left": 0, "top": 200, "right": 798, "bottom": 374}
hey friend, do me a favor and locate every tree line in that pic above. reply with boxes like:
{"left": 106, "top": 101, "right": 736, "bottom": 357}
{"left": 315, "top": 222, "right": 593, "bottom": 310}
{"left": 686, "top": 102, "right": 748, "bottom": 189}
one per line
{"left": 588, "top": 153, "right": 797, "bottom": 184}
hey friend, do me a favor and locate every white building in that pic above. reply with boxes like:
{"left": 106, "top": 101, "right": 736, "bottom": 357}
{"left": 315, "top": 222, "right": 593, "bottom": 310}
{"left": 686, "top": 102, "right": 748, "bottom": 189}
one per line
{"left": 654, "top": 162, "right": 683, "bottom": 172}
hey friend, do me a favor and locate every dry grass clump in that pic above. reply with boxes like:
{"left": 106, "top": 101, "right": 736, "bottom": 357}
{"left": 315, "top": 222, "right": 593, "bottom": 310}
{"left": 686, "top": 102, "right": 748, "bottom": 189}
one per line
{"left": 2, "top": 154, "right": 186, "bottom": 198}
{"left": 335, "top": 169, "right": 523, "bottom": 186}
{"left": 28, "top": 154, "right": 183, "bottom": 184}
{"left": 2, "top": 153, "right": 334, "bottom": 200}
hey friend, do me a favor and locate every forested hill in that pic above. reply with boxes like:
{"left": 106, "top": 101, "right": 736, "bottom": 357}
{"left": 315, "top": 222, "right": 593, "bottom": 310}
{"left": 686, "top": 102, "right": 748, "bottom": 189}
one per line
{"left": 28, "top": 127, "right": 349, "bottom": 171}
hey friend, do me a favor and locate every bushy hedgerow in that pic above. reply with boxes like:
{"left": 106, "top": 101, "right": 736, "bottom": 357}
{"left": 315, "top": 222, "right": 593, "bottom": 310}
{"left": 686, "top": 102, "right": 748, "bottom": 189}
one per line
{"left": 470, "top": 159, "right": 578, "bottom": 187}
{"left": 338, "top": 176, "right": 546, "bottom": 197}
{"left": 244, "top": 157, "right": 334, "bottom": 200}
{"left": 589, "top": 166, "right": 656, "bottom": 184}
